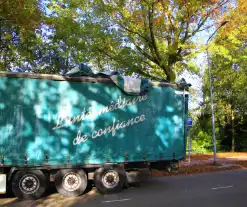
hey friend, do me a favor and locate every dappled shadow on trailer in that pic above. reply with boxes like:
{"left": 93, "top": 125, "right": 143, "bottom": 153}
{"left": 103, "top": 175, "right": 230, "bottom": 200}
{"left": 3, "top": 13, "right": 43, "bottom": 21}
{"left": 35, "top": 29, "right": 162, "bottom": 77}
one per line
{"left": 0, "top": 76, "right": 186, "bottom": 166}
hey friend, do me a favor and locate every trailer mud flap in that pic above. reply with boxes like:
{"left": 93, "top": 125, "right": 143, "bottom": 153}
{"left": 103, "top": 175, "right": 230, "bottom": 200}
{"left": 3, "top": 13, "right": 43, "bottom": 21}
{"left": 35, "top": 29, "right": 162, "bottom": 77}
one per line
{"left": 0, "top": 174, "right": 6, "bottom": 194}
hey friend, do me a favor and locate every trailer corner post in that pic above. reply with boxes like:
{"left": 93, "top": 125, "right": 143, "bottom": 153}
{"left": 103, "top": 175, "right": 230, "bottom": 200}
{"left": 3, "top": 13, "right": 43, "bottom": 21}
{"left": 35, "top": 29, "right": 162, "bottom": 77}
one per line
{"left": 1, "top": 154, "right": 4, "bottom": 165}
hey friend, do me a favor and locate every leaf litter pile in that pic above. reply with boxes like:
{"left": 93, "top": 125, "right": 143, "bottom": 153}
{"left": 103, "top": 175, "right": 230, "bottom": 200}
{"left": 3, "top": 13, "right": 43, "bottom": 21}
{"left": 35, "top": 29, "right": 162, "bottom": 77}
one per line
{"left": 152, "top": 153, "right": 247, "bottom": 177}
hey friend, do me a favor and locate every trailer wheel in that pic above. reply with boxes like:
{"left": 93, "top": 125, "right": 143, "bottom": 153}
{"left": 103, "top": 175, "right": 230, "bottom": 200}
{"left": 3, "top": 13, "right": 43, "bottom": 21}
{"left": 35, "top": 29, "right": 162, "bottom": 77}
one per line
{"left": 55, "top": 169, "right": 87, "bottom": 197}
{"left": 94, "top": 166, "right": 126, "bottom": 194}
{"left": 11, "top": 170, "right": 46, "bottom": 200}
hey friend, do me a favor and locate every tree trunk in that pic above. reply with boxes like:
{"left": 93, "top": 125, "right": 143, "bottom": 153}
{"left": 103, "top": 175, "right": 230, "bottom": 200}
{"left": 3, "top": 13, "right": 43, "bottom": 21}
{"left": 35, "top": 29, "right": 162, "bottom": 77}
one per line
{"left": 166, "top": 54, "right": 177, "bottom": 82}
{"left": 166, "top": 69, "right": 176, "bottom": 82}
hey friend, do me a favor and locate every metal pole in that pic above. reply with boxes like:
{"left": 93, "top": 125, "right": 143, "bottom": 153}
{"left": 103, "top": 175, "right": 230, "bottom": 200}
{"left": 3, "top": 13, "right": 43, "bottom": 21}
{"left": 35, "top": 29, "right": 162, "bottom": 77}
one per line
{"left": 206, "top": 21, "right": 228, "bottom": 165}
{"left": 206, "top": 46, "right": 217, "bottom": 165}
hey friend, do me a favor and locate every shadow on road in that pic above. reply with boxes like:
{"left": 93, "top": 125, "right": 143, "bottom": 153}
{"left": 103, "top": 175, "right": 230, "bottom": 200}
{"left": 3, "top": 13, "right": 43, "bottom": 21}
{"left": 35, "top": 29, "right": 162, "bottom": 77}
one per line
{"left": 0, "top": 176, "right": 192, "bottom": 207}
{"left": 0, "top": 179, "right": 158, "bottom": 207}
{"left": 0, "top": 181, "right": 96, "bottom": 207}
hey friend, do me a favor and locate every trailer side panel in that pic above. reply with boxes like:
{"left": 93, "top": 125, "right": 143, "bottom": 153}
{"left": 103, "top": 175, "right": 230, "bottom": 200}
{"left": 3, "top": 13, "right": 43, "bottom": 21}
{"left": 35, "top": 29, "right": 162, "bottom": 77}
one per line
{"left": 0, "top": 76, "right": 187, "bottom": 166}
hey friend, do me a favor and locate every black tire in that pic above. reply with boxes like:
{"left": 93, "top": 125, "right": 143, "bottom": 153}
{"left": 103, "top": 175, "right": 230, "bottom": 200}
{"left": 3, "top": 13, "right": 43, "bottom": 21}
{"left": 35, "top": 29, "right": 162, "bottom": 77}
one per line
{"left": 55, "top": 169, "right": 87, "bottom": 197}
{"left": 11, "top": 170, "right": 47, "bottom": 200}
{"left": 94, "top": 165, "right": 127, "bottom": 194}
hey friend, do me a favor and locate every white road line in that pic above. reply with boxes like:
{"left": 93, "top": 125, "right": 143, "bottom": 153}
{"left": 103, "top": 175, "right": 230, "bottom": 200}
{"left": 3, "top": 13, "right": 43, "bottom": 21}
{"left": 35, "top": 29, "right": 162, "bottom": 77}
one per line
{"left": 102, "top": 198, "right": 132, "bottom": 203}
{"left": 212, "top": 185, "right": 234, "bottom": 190}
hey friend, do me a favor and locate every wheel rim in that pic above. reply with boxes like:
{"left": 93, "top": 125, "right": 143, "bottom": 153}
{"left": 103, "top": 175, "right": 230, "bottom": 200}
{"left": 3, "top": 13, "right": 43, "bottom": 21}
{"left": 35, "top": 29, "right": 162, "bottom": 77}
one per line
{"left": 62, "top": 172, "right": 82, "bottom": 192}
{"left": 19, "top": 174, "right": 40, "bottom": 194}
{"left": 102, "top": 170, "right": 119, "bottom": 189}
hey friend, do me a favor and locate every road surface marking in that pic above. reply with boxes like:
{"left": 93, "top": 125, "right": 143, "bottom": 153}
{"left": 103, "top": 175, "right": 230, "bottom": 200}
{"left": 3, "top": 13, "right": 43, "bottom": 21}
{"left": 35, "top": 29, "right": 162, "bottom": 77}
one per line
{"left": 102, "top": 198, "right": 132, "bottom": 203}
{"left": 212, "top": 185, "right": 233, "bottom": 190}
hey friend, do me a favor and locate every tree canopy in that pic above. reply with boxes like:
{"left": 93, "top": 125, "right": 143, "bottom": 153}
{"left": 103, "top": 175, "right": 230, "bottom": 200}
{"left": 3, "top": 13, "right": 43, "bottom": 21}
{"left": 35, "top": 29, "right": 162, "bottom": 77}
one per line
{"left": 191, "top": 0, "right": 247, "bottom": 152}
{"left": 0, "top": 0, "right": 231, "bottom": 81}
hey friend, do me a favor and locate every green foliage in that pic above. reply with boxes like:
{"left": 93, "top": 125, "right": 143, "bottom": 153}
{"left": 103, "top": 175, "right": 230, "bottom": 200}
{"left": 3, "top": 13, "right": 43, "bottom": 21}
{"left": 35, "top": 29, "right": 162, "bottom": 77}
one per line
{"left": 82, "top": 0, "right": 231, "bottom": 81}
{"left": 0, "top": 0, "right": 43, "bottom": 71}
{"left": 192, "top": 131, "right": 213, "bottom": 153}
{"left": 0, "top": 0, "right": 232, "bottom": 80}
{"left": 0, "top": 0, "right": 42, "bottom": 29}
{"left": 191, "top": 0, "right": 247, "bottom": 153}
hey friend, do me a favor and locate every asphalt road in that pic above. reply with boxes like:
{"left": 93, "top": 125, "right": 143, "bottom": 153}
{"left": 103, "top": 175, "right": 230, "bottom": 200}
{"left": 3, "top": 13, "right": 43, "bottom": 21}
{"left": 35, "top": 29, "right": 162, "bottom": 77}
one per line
{"left": 1, "top": 169, "right": 247, "bottom": 207}
{"left": 84, "top": 169, "right": 247, "bottom": 207}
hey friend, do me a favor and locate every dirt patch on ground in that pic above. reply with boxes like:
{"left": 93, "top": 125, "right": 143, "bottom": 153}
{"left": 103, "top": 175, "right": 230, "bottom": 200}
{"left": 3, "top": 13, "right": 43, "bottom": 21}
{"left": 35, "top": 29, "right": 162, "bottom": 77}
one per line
{"left": 152, "top": 152, "right": 247, "bottom": 177}
{"left": 152, "top": 163, "right": 246, "bottom": 177}
{"left": 187, "top": 152, "right": 247, "bottom": 160}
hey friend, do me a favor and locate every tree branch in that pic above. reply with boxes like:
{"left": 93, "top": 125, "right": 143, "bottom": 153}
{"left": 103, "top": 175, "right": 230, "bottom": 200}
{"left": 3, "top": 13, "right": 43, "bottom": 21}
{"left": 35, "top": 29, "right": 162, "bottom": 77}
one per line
{"left": 191, "top": 0, "right": 229, "bottom": 37}
{"left": 112, "top": 11, "right": 150, "bottom": 43}
{"left": 148, "top": 3, "right": 161, "bottom": 62}
{"left": 117, "top": 21, "right": 150, "bottom": 43}
{"left": 129, "top": 37, "right": 159, "bottom": 65}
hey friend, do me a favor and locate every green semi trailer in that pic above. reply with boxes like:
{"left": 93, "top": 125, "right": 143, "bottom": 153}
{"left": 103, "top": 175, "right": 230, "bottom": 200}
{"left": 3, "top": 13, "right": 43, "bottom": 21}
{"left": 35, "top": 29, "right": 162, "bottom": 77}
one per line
{"left": 0, "top": 72, "right": 189, "bottom": 200}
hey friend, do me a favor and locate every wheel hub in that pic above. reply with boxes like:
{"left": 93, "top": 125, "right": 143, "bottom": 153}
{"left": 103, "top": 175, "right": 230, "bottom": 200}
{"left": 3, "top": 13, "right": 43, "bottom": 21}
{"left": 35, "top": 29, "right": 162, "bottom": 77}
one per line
{"left": 102, "top": 170, "right": 119, "bottom": 188}
{"left": 25, "top": 179, "right": 35, "bottom": 188}
{"left": 106, "top": 175, "right": 114, "bottom": 183}
{"left": 62, "top": 172, "right": 81, "bottom": 192}
{"left": 19, "top": 174, "right": 40, "bottom": 194}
